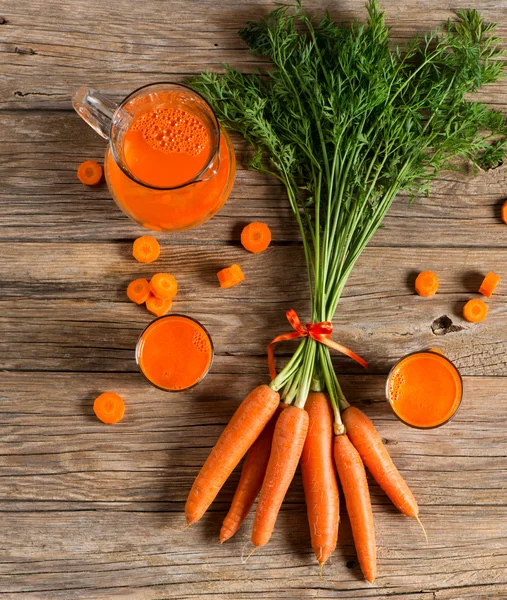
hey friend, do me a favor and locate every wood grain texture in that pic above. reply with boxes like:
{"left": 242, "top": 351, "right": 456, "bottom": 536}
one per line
{"left": 1, "top": 0, "right": 507, "bottom": 110}
{"left": 0, "top": 0, "right": 506, "bottom": 598}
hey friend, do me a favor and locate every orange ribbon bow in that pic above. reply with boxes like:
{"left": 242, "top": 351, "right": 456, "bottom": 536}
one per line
{"left": 268, "top": 308, "right": 368, "bottom": 381}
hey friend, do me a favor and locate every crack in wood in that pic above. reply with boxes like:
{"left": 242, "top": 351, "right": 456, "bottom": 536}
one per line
{"left": 14, "top": 46, "right": 37, "bottom": 55}
{"left": 14, "top": 91, "right": 62, "bottom": 97}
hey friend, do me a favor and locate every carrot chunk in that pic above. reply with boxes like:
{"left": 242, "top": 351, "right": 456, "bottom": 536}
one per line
{"left": 149, "top": 273, "right": 178, "bottom": 299}
{"left": 93, "top": 392, "right": 125, "bottom": 424}
{"left": 478, "top": 271, "right": 500, "bottom": 298}
{"left": 77, "top": 160, "right": 103, "bottom": 185}
{"left": 127, "top": 278, "right": 150, "bottom": 304}
{"left": 133, "top": 236, "right": 160, "bottom": 264}
{"left": 415, "top": 270, "right": 439, "bottom": 297}
{"left": 241, "top": 222, "right": 272, "bottom": 254}
{"left": 463, "top": 298, "right": 488, "bottom": 323}
{"left": 146, "top": 293, "right": 172, "bottom": 317}
{"left": 502, "top": 200, "right": 507, "bottom": 225}
{"left": 217, "top": 264, "right": 245, "bottom": 288}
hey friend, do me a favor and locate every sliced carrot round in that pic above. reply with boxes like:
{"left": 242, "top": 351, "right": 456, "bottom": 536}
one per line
{"left": 463, "top": 298, "right": 488, "bottom": 323}
{"left": 241, "top": 222, "right": 272, "bottom": 254}
{"left": 428, "top": 348, "right": 445, "bottom": 356}
{"left": 133, "top": 236, "right": 161, "bottom": 264}
{"left": 149, "top": 273, "right": 178, "bottom": 299}
{"left": 77, "top": 160, "right": 103, "bottom": 185}
{"left": 478, "top": 271, "right": 500, "bottom": 298}
{"left": 146, "top": 293, "right": 172, "bottom": 317}
{"left": 501, "top": 200, "right": 507, "bottom": 225}
{"left": 217, "top": 264, "right": 245, "bottom": 288}
{"left": 127, "top": 278, "right": 150, "bottom": 304}
{"left": 415, "top": 270, "right": 439, "bottom": 297}
{"left": 93, "top": 392, "right": 125, "bottom": 424}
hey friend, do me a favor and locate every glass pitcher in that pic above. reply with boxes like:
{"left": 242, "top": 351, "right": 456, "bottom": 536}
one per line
{"left": 73, "top": 82, "right": 236, "bottom": 232}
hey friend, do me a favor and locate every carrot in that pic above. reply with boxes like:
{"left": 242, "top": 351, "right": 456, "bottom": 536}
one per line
{"left": 241, "top": 222, "right": 272, "bottom": 254}
{"left": 342, "top": 406, "right": 418, "bottom": 518}
{"left": 252, "top": 405, "right": 309, "bottom": 548}
{"left": 149, "top": 273, "right": 178, "bottom": 299}
{"left": 133, "top": 236, "right": 160, "bottom": 263}
{"left": 145, "top": 293, "right": 172, "bottom": 317}
{"left": 334, "top": 433, "right": 376, "bottom": 583}
{"left": 502, "top": 200, "right": 507, "bottom": 225}
{"left": 217, "top": 264, "right": 245, "bottom": 288}
{"left": 463, "top": 298, "right": 488, "bottom": 323}
{"left": 185, "top": 385, "right": 280, "bottom": 525}
{"left": 93, "top": 392, "right": 125, "bottom": 424}
{"left": 127, "top": 278, "right": 151, "bottom": 305}
{"left": 77, "top": 160, "right": 103, "bottom": 185}
{"left": 415, "top": 270, "right": 438, "bottom": 297}
{"left": 220, "top": 404, "right": 282, "bottom": 543}
{"left": 478, "top": 271, "right": 500, "bottom": 298}
{"left": 300, "top": 392, "right": 339, "bottom": 566}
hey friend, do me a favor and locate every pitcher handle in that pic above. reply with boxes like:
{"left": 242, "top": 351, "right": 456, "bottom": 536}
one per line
{"left": 72, "top": 87, "right": 118, "bottom": 140}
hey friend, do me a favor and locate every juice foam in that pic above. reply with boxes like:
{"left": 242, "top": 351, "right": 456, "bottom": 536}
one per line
{"left": 124, "top": 107, "right": 211, "bottom": 188}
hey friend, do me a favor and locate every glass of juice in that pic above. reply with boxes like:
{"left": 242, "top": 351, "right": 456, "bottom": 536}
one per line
{"left": 73, "top": 83, "right": 236, "bottom": 232}
{"left": 136, "top": 315, "right": 213, "bottom": 392}
{"left": 386, "top": 350, "right": 463, "bottom": 429}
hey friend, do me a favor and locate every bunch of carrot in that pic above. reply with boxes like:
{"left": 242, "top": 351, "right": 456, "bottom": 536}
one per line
{"left": 185, "top": 0, "right": 507, "bottom": 582}
{"left": 186, "top": 383, "right": 420, "bottom": 582}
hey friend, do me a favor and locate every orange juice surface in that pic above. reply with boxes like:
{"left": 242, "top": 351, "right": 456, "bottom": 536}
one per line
{"left": 387, "top": 352, "right": 462, "bottom": 428}
{"left": 136, "top": 315, "right": 213, "bottom": 391}
{"left": 124, "top": 107, "right": 211, "bottom": 188}
{"left": 105, "top": 128, "right": 234, "bottom": 232}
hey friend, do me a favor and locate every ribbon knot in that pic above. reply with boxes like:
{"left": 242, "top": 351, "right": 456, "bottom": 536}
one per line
{"left": 268, "top": 308, "right": 368, "bottom": 381}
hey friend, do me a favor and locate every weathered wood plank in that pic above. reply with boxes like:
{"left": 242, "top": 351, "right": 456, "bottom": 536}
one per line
{"left": 0, "top": 372, "right": 505, "bottom": 506}
{"left": 0, "top": 372, "right": 505, "bottom": 599}
{"left": 1, "top": 112, "right": 507, "bottom": 246}
{"left": 1, "top": 0, "right": 507, "bottom": 110}
{"left": 1, "top": 244, "right": 505, "bottom": 374}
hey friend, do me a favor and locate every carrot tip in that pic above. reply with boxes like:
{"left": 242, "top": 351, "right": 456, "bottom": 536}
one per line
{"left": 241, "top": 544, "right": 257, "bottom": 564}
{"left": 319, "top": 562, "right": 325, "bottom": 578}
{"left": 219, "top": 528, "right": 232, "bottom": 544}
{"left": 416, "top": 515, "right": 428, "bottom": 545}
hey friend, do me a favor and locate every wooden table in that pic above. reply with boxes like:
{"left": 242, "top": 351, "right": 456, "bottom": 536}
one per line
{"left": 1, "top": 1, "right": 506, "bottom": 598}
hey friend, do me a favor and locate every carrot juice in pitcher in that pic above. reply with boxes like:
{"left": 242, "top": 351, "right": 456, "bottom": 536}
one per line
{"left": 74, "top": 83, "right": 236, "bottom": 232}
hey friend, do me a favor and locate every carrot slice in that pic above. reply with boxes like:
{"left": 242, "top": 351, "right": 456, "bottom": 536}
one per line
{"left": 415, "top": 270, "right": 439, "bottom": 297}
{"left": 502, "top": 200, "right": 507, "bottom": 225}
{"left": 133, "top": 236, "right": 160, "bottom": 264}
{"left": 217, "top": 264, "right": 245, "bottom": 288}
{"left": 146, "top": 293, "right": 172, "bottom": 317}
{"left": 149, "top": 273, "right": 178, "bottom": 299}
{"left": 463, "top": 298, "right": 488, "bottom": 323}
{"left": 77, "top": 160, "right": 103, "bottom": 185}
{"left": 93, "top": 392, "right": 125, "bottom": 424}
{"left": 478, "top": 271, "right": 500, "bottom": 298}
{"left": 126, "top": 278, "right": 150, "bottom": 305}
{"left": 241, "top": 222, "right": 272, "bottom": 254}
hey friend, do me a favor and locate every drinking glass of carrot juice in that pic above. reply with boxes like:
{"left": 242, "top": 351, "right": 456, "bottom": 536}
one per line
{"left": 386, "top": 350, "right": 463, "bottom": 429}
{"left": 72, "top": 83, "right": 236, "bottom": 232}
{"left": 136, "top": 315, "right": 213, "bottom": 392}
